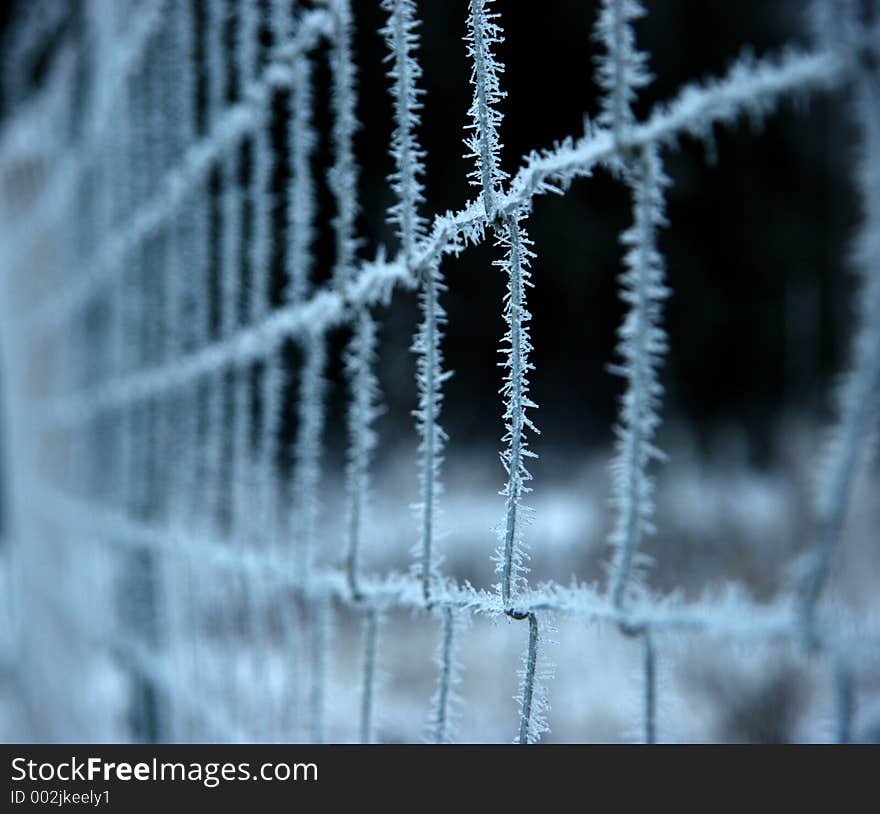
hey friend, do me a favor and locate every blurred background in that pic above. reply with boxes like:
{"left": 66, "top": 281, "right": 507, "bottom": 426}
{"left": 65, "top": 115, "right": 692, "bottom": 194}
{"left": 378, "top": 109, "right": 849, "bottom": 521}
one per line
{"left": 0, "top": 0, "right": 877, "bottom": 743}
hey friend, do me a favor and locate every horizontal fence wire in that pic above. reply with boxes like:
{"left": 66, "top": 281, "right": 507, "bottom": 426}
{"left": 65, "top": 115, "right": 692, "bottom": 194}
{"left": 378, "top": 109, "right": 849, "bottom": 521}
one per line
{"left": 0, "top": 0, "right": 878, "bottom": 743}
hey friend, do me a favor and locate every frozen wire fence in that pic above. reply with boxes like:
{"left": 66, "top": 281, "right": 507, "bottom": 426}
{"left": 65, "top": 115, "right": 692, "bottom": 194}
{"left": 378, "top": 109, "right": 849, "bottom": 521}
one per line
{"left": 0, "top": 0, "right": 878, "bottom": 743}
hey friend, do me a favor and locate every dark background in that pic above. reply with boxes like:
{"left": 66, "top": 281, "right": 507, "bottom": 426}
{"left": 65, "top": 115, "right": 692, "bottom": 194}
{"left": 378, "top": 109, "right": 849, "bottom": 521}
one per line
{"left": 0, "top": 1, "right": 858, "bottom": 473}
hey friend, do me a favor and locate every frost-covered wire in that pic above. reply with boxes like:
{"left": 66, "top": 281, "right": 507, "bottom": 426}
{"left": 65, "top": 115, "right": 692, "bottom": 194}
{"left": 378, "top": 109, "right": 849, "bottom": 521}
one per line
{"left": 515, "top": 612, "right": 553, "bottom": 744}
{"left": 325, "top": 0, "right": 360, "bottom": 292}
{"left": 293, "top": 333, "right": 328, "bottom": 587}
{"left": 344, "top": 312, "right": 382, "bottom": 599}
{"left": 495, "top": 214, "right": 539, "bottom": 610}
{"left": 594, "top": 0, "right": 651, "bottom": 152}
{"left": 379, "top": 0, "right": 448, "bottom": 604}
{"left": 286, "top": 53, "right": 317, "bottom": 305}
{"left": 381, "top": 0, "right": 427, "bottom": 266}
{"left": 324, "top": 0, "right": 383, "bottom": 609}
{"left": 465, "top": 0, "right": 508, "bottom": 220}
{"left": 606, "top": 143, "right": 671, "bottom": 611}
{"left": 507, "top": 47, "right": 840, "bottom": 214}
{"left": 427, "top": 606, "right": 464, "bottom": 744}
{"left": 412, "top": 254, "right": 450, "bottom": 604}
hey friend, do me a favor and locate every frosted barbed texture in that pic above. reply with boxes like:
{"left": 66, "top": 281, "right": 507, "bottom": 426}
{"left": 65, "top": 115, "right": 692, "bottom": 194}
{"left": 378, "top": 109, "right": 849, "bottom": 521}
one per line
{"left": 0, "top": 0, "right": 877, "bottom": 744}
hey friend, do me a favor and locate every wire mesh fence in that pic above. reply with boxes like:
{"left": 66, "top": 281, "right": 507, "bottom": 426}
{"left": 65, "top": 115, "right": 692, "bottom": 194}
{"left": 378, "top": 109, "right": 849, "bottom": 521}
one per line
{"left": 0, "top": 0, "right": 878, "bottom": 743}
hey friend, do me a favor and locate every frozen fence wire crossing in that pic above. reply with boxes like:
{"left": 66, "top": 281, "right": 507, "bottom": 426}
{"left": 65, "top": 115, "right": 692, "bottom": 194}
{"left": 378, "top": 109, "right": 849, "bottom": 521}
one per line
{"left": 0, "top": 0, "right": 878, "bottom": 743}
